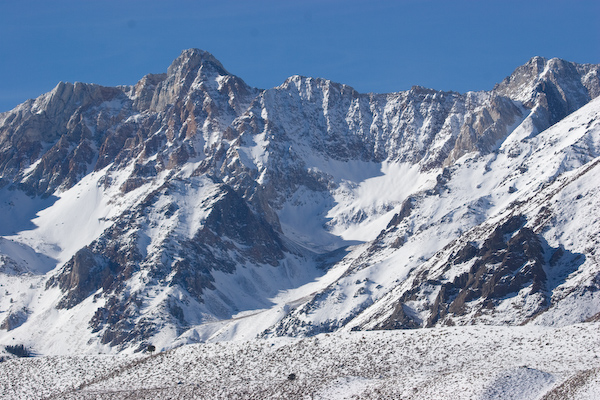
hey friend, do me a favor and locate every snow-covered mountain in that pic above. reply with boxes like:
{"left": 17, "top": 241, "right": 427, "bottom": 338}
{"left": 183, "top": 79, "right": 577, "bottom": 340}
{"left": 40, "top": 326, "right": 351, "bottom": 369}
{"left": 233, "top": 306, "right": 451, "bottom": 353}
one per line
{"left": 0, "top": 49, "right": 599, "bottom": 355}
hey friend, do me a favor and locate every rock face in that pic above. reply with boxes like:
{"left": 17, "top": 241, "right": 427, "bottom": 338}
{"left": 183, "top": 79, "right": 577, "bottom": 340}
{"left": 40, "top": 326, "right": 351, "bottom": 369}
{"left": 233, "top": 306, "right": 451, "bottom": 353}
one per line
{"left": 495, "top": 57, "right": 600, "bottom": 124}
{"left": 372, "top": 214, "right": 584, "bottom": 330}
{"left": 0, "top": 49, "right": 599, "bottom": 353}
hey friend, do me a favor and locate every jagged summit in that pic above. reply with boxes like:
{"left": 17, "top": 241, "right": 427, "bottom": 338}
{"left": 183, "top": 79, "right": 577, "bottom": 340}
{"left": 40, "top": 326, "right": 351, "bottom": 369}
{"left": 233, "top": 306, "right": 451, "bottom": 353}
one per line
{"left": 143, "top": 48, "right": 254, "bottom": 113}
{"left": 280, "top": 74, "right": 358, "bottom": 92}
{"left": 167, "top": 48, "right": 230, "bottom": 77}
{"left": 495, "top": 56, "right": 599, "bottom": 103}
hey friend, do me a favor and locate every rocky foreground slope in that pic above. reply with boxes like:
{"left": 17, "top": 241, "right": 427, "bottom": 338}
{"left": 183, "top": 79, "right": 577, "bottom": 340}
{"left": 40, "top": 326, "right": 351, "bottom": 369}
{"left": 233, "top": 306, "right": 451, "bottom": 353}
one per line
{"left": 0, "top": 49, "right": 599, "bottom": 354}
{"left": 1, "top": 323, "right": 599, "bottom": 399}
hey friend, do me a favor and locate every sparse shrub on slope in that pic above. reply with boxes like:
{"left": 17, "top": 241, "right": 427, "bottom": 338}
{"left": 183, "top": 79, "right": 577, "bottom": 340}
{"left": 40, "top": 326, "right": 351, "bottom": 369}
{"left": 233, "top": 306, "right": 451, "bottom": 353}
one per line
{"left": 5, "top": 344, "right": 31, "bottom": 358}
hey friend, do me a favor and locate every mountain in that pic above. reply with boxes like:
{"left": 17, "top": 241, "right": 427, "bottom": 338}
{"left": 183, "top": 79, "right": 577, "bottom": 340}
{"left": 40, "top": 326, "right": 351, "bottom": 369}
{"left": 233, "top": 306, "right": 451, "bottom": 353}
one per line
{"left": 0, "top": 49, "right": 599, "bottom": 355}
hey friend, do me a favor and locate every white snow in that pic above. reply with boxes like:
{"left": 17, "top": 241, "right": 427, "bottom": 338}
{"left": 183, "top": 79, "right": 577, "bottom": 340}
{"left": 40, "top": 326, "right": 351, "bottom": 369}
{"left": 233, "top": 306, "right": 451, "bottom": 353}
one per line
{"left": 1, "top": 322, "right": 599, "bottom": 399}
{"left": 7, "top": 167, "right": 117, "bottom": 265}
{"left": 327, "top": 161, "right": 437, "bottom": 242}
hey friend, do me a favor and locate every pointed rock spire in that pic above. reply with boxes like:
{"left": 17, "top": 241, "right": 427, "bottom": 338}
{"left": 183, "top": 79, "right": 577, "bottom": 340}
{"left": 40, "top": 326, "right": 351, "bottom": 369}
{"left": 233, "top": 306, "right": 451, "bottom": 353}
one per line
{"left": 167, "top": 48, "right": 229, "bottom": 78}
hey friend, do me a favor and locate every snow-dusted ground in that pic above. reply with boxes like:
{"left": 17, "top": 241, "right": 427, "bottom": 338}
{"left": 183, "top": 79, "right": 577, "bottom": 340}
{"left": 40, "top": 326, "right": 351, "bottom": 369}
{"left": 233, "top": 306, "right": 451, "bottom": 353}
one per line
{"left": 1, "top": 322, "right": 599, "bottom": 399}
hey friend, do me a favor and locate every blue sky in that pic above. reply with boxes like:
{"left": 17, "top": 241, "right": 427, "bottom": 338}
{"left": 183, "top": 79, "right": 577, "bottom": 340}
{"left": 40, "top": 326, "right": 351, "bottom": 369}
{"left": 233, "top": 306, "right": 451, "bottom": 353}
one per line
{"left": 1, "top": 0, "right": 599, "bottom": 112}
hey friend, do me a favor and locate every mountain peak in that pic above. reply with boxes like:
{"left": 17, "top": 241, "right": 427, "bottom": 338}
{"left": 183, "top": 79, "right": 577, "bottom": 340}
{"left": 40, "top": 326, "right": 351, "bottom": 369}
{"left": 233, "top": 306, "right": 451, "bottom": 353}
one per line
{"left": 142, "top": 48, "right": 250, "bottom": 113}
{"left": 167, "top": 48, "right": 229, "bottom": 77}
{"left": 526, "top": 55, "right": 548, "bottom": 68}
{"left": 494, "top": 56, "right": 599, "bottom": 112}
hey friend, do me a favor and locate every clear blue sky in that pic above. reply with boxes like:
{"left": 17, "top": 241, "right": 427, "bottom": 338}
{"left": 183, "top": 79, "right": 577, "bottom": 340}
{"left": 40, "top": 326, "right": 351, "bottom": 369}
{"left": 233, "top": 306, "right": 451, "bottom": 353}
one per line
{"left": 1, "top": 0, "right": 599, "bottom": 112}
